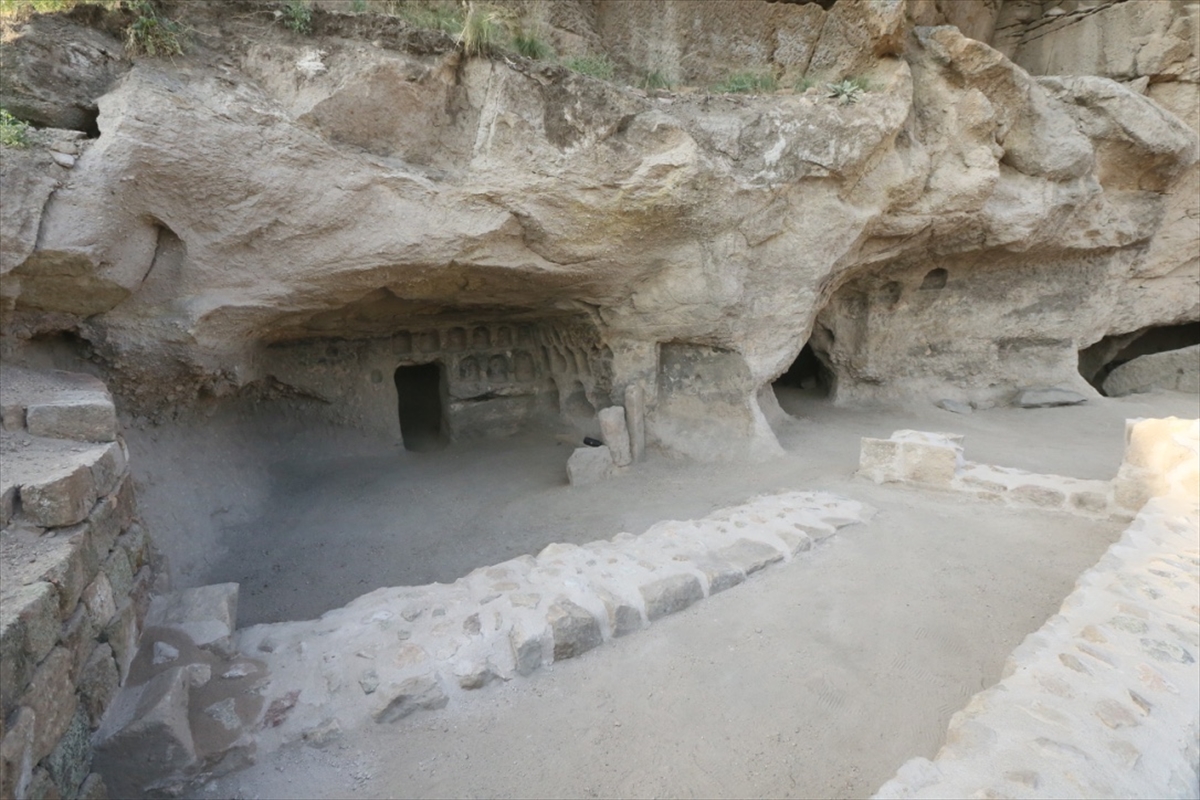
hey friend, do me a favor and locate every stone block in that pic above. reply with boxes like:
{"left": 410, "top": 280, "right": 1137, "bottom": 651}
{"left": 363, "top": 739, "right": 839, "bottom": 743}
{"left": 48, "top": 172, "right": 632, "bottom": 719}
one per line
{"left": 19, "top": 647, "right": 77, "bottom": 764}
{"left": 1, "top": 482, "right": 15, "bottom": 529}
{"left": 858, "top": 438, "right": 900, "bottom": 482}
{"left": 21, "top": 463, "right": 97, "bottom": 528}
{"left": 101, "top": 547, "right": 133, "bottom": 602}
{"left": 93, "top": 666, "right": 197, "bottom": 800}
{"left": 144, "top": 583, "right": 238, "bottom": 648}
{"left": 40, "top": 526, "right": 99, "bottom": 617}
{"left": 1010, "top": 484, "right": 1066, "bottom": 509}
{"left": 79, "top": 644, "right": 120, "bottom": 728}
{"left": 87, "top": 442, "right": 125, "bottom": 499}
{"left": 900, "top": 441, "right": 959, "bottom": 487}
{"left": 101, "top": 602, "right": 138, "bottom": 682}
{"left": 0, "top": 706, "right": 35, "bottom": 800}
{"left": 640, "top": 573, "right": 704, "bottom": 621}
{"left": 81, "top": 573, "right": 117, "bottom": 633}
{"left": 624, "top": 384, "right": 646, "bottom": 462}
{"left": 936, "top": 399, "right": 973, "bottom": 414}
{"left": 373, "top": 675, "right": 448, "bottom": 723}
{"left": 44, "top": 707, "right": 90, "bottom": 798}
{"left": 77, "top": 773, "right": 107, "bottom": 800}
{"left": 60, "top": 605, "right": 100, "bottom": 681}
{"left": 87, "top": 478, "right": 134, "bottom": 557}
{"left": 598, "top": 407, "right": 632, "bottom": 467}
{"left": 509, "top": 622, "right": 545, "bottom": 676}
{"left": 596, "top": 588, "right": 642, "bottom": 637}
{"left": 1013, "top": 387, "right": 1088, "bottom": 408}
{"left": 1070, "top": 491, "right": 1109, "bottom": 514}
{"left": 25, "top": 399, "right": 117, "bottom": 443}
{"left": 24, "top": 766, "right": 60, "bottom": 800}
{"left": 0, "top": 582, "right": 60, "bottom": 703}
{"left": 566, "top": 446, "right": 614, "bottom": 486}
{"left": 115, "top": 523, "right": 148, "bottom": 573}
{"left": 128, "top": 566, "right": 157, "bottom": 630}
{"left": 693, "top": 557, "right": 744, "bottom": 594}
{"left": 716, "top": 539, "right": 784, "bottom": 575}
{"left": 1, "top": 404, "right": 26, "bottom": 431}
{"left": 547, "top": 600, "right": 602, "bottom": 661}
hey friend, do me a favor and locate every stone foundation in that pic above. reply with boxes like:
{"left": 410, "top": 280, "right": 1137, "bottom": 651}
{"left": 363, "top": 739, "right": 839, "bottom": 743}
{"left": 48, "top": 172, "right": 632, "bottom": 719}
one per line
{"left": 874, "top": 418, "right": 1200, "bottom": 798}
{"left": 1, "top": 366, "right": 160, "bottom": 800}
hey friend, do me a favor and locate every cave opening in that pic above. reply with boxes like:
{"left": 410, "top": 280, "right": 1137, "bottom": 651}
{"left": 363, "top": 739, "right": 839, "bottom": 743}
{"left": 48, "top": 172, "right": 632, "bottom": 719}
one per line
{"left": 772, "top": 341, "right": 833, "bottom": 413}
{"left": 394, "top": 362, "right": 446, "bottom": 451}
{"left": 1078, "top": 321, "right": 1200, "bottom": 394}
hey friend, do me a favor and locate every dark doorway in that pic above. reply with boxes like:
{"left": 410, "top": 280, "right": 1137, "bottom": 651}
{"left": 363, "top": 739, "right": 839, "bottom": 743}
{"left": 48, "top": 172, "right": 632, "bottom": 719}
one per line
{"left": 1078, "top": 321, "right": 1200, "bottom": 393}
{"left": 773, "top": 344, "right": 831, "bottom": 397}
{"left": 394, "top": 363, "right": 445, "bottom": 451}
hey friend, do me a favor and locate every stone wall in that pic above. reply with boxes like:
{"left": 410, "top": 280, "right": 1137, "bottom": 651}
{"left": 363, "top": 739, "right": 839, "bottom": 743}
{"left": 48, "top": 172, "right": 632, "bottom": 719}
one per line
{"left": 0, "top": 366, "right": 160, "bottom": 800}
{"left": 873, "top": 417, "right": 1200, "bottom": 798}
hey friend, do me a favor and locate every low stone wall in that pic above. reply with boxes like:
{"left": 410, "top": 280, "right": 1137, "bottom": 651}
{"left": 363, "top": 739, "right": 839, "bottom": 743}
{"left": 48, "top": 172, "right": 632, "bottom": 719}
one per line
{"left": 873, "top": 417, "right": 1200, "bottom": 799}
{"left": 1, "top": 367, "right": 160, "bottom": 800}
{"left": 858, "top": 428, "right": 1133, "bottom": 520}
{"left": 92, "top": 489, "right": 870, "bottom": 795}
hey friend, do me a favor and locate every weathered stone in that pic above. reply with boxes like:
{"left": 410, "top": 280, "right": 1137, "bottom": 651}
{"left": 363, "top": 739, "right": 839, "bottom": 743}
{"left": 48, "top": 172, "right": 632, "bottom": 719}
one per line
{"left": 716, "top": 539, "right": 784, "bottom": 576}
{"left": 1, "top": 482, "right": 15, "bottom": 529}
{"left": 1010, "top": 484, "right": 1066, "bottom": 509}
{"left": 100, "top": 547, "right": 133, "bottom": 603}
{"left": 776, "top": 529, "right": 813, "bottom": 556}
{"left": 87, "top": 442, "right": 125, "bottom": 498}
{"left": 100, "top": 601, "right": 138, "bottom": 682}
{"left": 0, "top": 706, "right": 35, "bottom": 800}
{"left": 640, "top": 573, "right": 705, "bottom": 621}
{"left": 88, "top": 479, "right": 135, "bottom": 557}
{"left": 81, "top": 573, "right": 117, "bottom": 632}
{"left": 1070, "top": 491, "right": 1109, "bottom": 514}
{"left": 899, "top": 441, "right": 960, "bottom": 487}
{"left": 24, "top": 766, "right": 60, "bottom": 800}
{"left": 547, "top": 600, "right": 602, "bottom": 661}
{"left": 937, "top": 399, "right": 973, "bottom": 414}
{"left": 20, "top": 463, "right": 96, "bottom": 528}
{"left": 19, "top": 647, "right": 77, "bottom": 764}
{"left": 77, "top": 772, "right": 107, "bottom": 800}
{"left": 509, "top": 622, "right": 545, "bottom": 676}
{"left": 598, "top": 406, "right": 632, "bottom": 467}
{"left": 596, "top": 588, "right": 643, "bottom": 637}
{"left": 40, "top": 525, "right": 100, "bottom": 618}
{"left": 453, "top": 660, "right": 498, "bottom": 690}
{"left": 624, "top": 384, "right": 646, "bottom": 463}
{"left": 693, "top": 557, "right": 745, "bottom": 594}
{"left": 115, "top": 523, "right": 148, "bottom": 573}
{"left": 144, "top": 583, "right": 238, "bottom": 648}
{"left": 1013, "top": 388, "right": 1089, "bottom": 408}
{"left": 44, "top": 707, "right": 91, "bottom": 798}
{"left": 301, "top": 719, "right": 342, "bottom": 749}
{"left": 128, "top": 566, "right": 156, "bottom": 629}
{"left": 0, "top": 582, "right": 60, "bottom": 714}
{"left": 26, "top": 401, "right": 118, "bottom": 444}
{"left": 152, "top": 641, "right": 180, "bottom": 665}
{"left": 373, "top": 675, "right": 448, "bottom": 723}
{"left": 94, "top": 667, "right": 197, "bottom": 799}
{"left": 203, "top": 697, "right": 242, "bottom": 731}
{"left": 1103, "top": 344, "right": 1200, "bottom": 397}
{"left": 78, "top": 644, "right": 120, "bottom": 728}
{"left": 858, "top": 438, "right": 901, "bottom": 483}
{"left": 566, "top": 446, "right": 614, "bottom": 486}
{"left": 59, "top": 605, "right": 99, "bottom": 681}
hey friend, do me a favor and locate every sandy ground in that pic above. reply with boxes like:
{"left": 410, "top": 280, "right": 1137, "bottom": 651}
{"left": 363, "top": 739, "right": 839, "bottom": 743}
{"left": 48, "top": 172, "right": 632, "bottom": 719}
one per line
{"left": 126, "top": 389, "right": 1197, "bottom": 799}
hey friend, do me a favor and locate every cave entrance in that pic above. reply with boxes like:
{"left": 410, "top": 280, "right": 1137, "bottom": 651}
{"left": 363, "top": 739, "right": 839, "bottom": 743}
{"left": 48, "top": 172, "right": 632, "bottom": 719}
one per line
{"left": 772, "top": 342, "right": 833, "bottom": 413}
{"left": 394, "top": 363, "right": 446, "bottom": 451}
{"left": 1078, "top": 321, "right": 1200, "bottom": 394}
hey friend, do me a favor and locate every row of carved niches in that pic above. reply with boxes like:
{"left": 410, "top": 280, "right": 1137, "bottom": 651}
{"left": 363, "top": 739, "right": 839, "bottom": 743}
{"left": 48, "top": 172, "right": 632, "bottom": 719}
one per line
{"left": 390, "top": 324, "right": 535, "bottom": 356}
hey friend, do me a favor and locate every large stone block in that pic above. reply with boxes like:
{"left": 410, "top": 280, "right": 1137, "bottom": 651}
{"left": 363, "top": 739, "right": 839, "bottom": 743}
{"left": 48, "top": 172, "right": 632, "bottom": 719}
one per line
{"left": 40, "top": 525, "right": 100, "bottom": 618}
{"left": 20, "top": 463, "right": 97, "bottom": 528}
{"left": 0, "top": 706, "right": 35, "bottom": 800}
{"left": 100, "top": 602, "right": 138, "bottom": 682}
{"left": 547, "top": 600, "right": 602, "bottom": 661}
{"left": 640, "top": 573, "right": 704, "bottom": 621}
{"left": 598, "top": 406, "right": 632, "bottom": 467}
{"left": 509, "top": 621, "right": 545, "bottom": 676}
{"left": 78, "top": 644, "right": 119, "bottom": 728}
{"left": 858, "top": 438, "right": 901, "bottom": 483}
{"left": 566, "top": 445, "right": 614, "bottom": 486}
{"left": 373, "top": 675, "right": 448, "bottom": 723}
{"left": 86, "top": 478, "right": 134, "bottom": 557}
{"left": 19, "top": 647, "right": 77, "bottom": 764}
{"left": 899, "top": 441, "right": 959, "bottom": 487}
{"left": 26, "top": 400, "right": 117, "bottom": 444}
{"left": 44, "top": 707, "right": 91, "bottom": 798}
{"left": 144, "top": 583, "right": 238, "bottom": 648}
{"left": 624, "top": 384, "right": 646, "bottom": 462}
{"left": 0, "top": 582, "right": 60, "bottom": 710}
{"left": 93, "top": 666, "right": 197, "bottom": 799}
{"left": 715, "top": 539, "right": 784, "bottom": 575}
{"left": 87, "top": 442, "right": 126, "bottom": 499}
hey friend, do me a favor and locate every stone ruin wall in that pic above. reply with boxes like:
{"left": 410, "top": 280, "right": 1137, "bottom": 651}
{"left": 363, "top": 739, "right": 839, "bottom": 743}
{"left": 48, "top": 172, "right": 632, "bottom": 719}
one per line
{"left": 0, "top": 370, "right": 161, "bottom": 800}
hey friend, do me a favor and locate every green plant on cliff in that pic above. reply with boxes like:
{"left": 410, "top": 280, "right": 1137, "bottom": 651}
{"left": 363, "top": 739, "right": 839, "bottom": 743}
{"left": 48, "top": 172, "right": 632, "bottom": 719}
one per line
{"left": 827, "top": 76, "right": 870, "bottom": 104}
{"left": 123, "top": 0, "right": 183, "bottom": 56}
{"left": 281, "top": 0, "right": 312, "bottom": 35}
{"left": 511, "top": 27, "right": 552, "bottom": 61}
{"left": 639, "top": 70, "right": 672, "bottom": 91}
{"left": 564, "top": 53, "right": 615, "bottom": 80}
{"left": 458, "top": 1, "right": 503, "bottom": 57}
{"left": 713, "top": 71, "right": 777, "bottom": 94}
{"left": 386, "top": 0, "right": 463, "bottom": 34}
{"left": 0, "top": 109, "right": 32, "bottom": 148}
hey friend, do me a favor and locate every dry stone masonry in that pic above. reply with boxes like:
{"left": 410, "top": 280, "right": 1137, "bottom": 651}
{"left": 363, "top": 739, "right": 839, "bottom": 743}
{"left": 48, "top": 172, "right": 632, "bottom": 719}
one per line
{"left": 0, "top": 366, "right": 159, "bottom": 800}
{"left": 874, "top": 417, "right": 1200, "bottom": 799}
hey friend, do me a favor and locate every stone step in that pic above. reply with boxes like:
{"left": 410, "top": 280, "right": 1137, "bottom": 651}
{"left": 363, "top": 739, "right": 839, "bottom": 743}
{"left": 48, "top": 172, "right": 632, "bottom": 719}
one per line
{"left": 0, "top": 366, "right": 117, "bottom": 444}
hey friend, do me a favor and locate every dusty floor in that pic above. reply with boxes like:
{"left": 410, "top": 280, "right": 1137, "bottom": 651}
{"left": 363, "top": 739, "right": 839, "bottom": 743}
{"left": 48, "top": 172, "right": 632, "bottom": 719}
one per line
{"left": 129, "top": 389, "right": 1196, "bottom": 799}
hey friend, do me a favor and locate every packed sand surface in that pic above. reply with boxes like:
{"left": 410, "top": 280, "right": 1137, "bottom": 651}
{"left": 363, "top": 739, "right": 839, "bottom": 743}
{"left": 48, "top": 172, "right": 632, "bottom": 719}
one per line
{"left": 122, "top": 390, "right": 1195, "bottom": 799}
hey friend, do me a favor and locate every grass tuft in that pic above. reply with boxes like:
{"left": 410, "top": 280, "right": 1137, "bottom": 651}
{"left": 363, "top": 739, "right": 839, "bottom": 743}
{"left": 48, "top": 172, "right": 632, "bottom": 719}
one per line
{"left": 123, "top": 0, "right": 183, "bottom": 56}
{"left": 511, "top": 27, "right": 552, "bottom": 60}
{"left": 386, "top": 0, "right": 463, "bottom": 34}
{"left": 713, "top": 71, "right": 777, "bottom": 94}
{"left": 280, "top": 0, "right": 312, "bottom": 35}
{"left": 564, "top": 53, "right": 614, "bottom": 80}
{"left": 640, "top": 70, "right": 672, "bottom": 90}
{"left": 457, "top": 1, "right": 503, "bottom": 57}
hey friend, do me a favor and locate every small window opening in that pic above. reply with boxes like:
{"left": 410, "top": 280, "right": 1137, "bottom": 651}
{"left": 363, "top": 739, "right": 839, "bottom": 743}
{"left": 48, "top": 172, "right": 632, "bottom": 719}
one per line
{"left": 394, "top": 363, "right": 445, "bottom": 451}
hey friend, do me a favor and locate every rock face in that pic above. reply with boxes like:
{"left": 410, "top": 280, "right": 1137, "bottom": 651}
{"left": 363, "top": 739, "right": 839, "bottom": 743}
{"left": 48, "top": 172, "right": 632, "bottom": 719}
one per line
{"left": 1103, "top": 344, "right": 1200, "bottom": 396}
{"left": 0, "top": 0, "right": 1196, "bottom": 460}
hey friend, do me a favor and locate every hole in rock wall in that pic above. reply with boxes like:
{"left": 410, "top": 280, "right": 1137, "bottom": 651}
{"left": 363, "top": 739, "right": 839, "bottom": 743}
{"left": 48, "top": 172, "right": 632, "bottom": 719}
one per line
{"left": 394, "top": 363, "right": 446, "bottom": 452}
{"left": 1079, "top": 321, "right": 1200, "bottom": 393}
{"left": 772, "top": 342, "right": 833, "bottom": 406}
